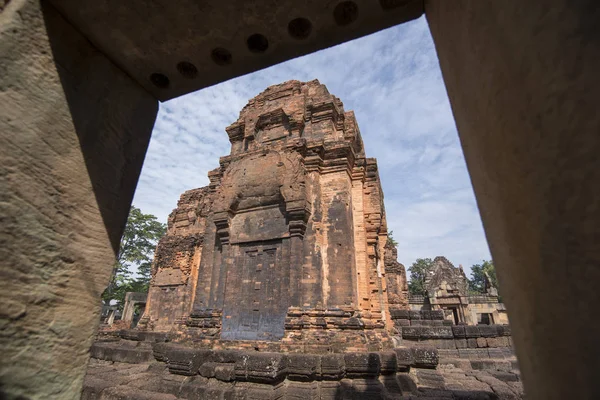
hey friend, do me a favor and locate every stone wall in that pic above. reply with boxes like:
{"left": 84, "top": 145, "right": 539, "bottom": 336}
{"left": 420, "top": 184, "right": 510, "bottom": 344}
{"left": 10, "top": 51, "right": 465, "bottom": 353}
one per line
{"left": 86, "top": 337, "right": 438, "bottom": 399}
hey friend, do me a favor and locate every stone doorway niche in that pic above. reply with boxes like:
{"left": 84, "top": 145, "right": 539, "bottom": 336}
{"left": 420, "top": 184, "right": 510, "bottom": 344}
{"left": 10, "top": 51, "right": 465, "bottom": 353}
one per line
{"left": 221, "top": 240, "right": 287, "bottom": 340}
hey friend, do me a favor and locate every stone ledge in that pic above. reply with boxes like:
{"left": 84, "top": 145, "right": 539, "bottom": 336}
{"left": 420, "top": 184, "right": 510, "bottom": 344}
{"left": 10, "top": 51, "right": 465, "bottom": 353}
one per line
{"left": 90, "top": 341, "right": 154, "bottom": 364}
{"left": 87, "top": 340, "right": 439, "bottom": 384}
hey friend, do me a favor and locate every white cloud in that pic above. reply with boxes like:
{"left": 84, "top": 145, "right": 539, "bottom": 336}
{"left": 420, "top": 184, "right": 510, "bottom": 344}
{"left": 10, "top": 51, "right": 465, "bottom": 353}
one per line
{"left": 132, "top": 16, "right": 491, "bottom": 277}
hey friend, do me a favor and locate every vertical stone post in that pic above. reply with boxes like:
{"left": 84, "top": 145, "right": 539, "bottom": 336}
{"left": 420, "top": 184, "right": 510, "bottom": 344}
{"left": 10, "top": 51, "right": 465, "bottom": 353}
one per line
{"left": 426, "top": 2, "right": 600, "bottom": 398}
{"left": 0, "top": 1, "right": 157, "bottom": 398}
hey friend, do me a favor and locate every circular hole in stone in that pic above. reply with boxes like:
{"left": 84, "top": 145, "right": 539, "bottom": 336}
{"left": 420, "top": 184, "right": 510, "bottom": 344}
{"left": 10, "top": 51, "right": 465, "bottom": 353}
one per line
{"left": 379, "top": 0, "right": 410, "bottom": 10}
{"left": 246, "top": 33, "right": 269, "bottom": 53}
{"left": 149, "top": 73, "right": 170, "bottom": 89}
{"left": 176, "top": 61, "right": 198, "bottom": 79}
{"left": 288, "top": 17, "right": 312, "bottom": 40}
{"left": 211, "top": 48, "right": 233, "bottom": 66}
{"left": 333, "top": 1, "right": 358, "bottom": 26}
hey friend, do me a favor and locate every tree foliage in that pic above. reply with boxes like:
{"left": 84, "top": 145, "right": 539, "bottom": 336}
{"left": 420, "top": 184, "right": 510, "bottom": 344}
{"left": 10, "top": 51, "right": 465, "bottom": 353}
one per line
{"left": 102, "top": 206, "right": 166, "bottom": 308}
{"left": 387, "top": 230, "right": 398, "bottom": 247}
{"left": 408, "top": 258, "right": 434, "bottom": 295}
{"left": 468, "top": 260, "right": 500, "bottom": 297}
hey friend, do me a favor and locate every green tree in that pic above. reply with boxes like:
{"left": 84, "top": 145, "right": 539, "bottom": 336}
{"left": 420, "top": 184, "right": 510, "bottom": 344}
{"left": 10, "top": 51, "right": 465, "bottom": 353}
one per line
{"left": 102, "top": 206, "right": 166, "bottom": 308}
{"left": 387, "top": 231, "right": 398, "bottom": 247}
{"left": 408, "top": 258, "right": 434, "bottom": 295}
{"left": 469, "top": 260, "right": 499, "bottom": 296}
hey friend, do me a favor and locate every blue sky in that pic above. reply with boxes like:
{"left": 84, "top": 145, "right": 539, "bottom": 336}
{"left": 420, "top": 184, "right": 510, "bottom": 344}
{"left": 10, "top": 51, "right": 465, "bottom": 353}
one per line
{"left": 131, "top": 16, "right": 491, "bottom": 276}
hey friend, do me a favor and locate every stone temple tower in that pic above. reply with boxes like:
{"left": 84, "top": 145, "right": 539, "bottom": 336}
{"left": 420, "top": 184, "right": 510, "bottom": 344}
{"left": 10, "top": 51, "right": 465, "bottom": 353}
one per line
{"left": 139, "top": 80, "right": 408, "bottom": 351}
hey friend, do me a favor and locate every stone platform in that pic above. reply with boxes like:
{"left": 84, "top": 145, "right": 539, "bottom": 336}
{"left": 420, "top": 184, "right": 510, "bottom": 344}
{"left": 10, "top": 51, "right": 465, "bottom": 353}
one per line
{"left": 83, "top": 336, "right": 523, "bottom": 399}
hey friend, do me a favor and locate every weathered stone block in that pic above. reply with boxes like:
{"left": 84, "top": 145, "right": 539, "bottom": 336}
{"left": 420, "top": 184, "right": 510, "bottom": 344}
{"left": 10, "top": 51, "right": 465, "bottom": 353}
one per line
{"left": 215, "top": 364, "right": 236, "bottom": 382}
{"left": 497, "top": 324, "right": 511, "bottom": 336}
{"left": 401, "top": 326, "right": 421, "bottom": 340}
{"left": 378, "top": 351, "right": 398, "bottom": 374}
{"left": 166, "top": 347, "right": 212, "bottom": 376}
{"left": 286, "top": 381, "right": 320, "bottom": 400}
{"left": 396, "top": 319, "right": 410, "bottom": 327}
{"left": 458, "top": 349, "right": 479, "bottom": 360}
{"left": 351, "top": 378, "right": 384, "bottom": 399}
{"left": 409, "top": 310, "right": 421, "bottom": 320}
{"left": 420, "top": 326, "right": 453, "bottom": 339}
{"left": 421, "top": 310, "right": 432, "bottom": 320}
{"left": 437, "top": 339, "right": 457, "bottom": 349}
{"left": 152, "top": 342, "right": 169, "bottom": 362}
{"left": 486, "top": 337, "right": 508, "bottom": 348}
{"left": 393, "top": 348, "right": 414, "bottom": 371}
{"left": 476, "top": 349, "right": 490, "bottom": 359}
{"left": 455, "top": 338, "right": 467, "bottom": 349}
{"left": 212, "top": 349, "right": 244, "bottom": 364}
{"left": 320, "top": 354, "right": 346, "bottom": 380}
{"left": 286, "top": 354, "right": 320, "bottom": 381}
{"left": 244, "top": 382, "right": 286, "bottom": 400}
{"left": 396, "top": 373, "right": 418, "bottom": 394}
{"left": 464, "top": 326, "right": 481, "bottom": 338}
{"left": 90, "top": 342, "right": 154, "bottom": 364}
{"left": 240, "top": 352, "right": 287, "bottom": 383}
{"left": 411, "top": 347, "right": 439, "bottom": 368}
{"left": 451, "top": 325, "right": 466, "bottom": 338}
{"left": 430, "top": 310, "right": 445, "bottom": 320}
{"left": 199, "top": 362, "right": 217, "bottom": 378}
{"left": 318, "top": 381, "right": 341, "bottom": 400}
{"left": 476, "top": 337, "right": 488, "bottom": 348}
{"left": 467, "top": 338, "right": 478, "bottom": 348}
{"left": 389, "top": 309, "right": 409, "bottom": 319}
{"left": 344, "top": 352, "right": 381, "bottom": 377}
{"left": 478, "top": 325, "right": 498, "bottom": 338}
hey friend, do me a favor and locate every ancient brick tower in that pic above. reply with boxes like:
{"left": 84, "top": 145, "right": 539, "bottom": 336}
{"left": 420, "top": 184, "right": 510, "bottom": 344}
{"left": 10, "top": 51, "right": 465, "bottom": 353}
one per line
{"left": 139, "top": 80, "right": 408, "bottom": 350}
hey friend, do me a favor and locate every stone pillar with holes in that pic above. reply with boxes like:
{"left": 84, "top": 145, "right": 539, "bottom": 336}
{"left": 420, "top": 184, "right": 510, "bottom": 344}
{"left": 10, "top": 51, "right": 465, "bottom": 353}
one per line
{"left": 427, "top": 1, "right": 600, "bottom": 398}
{"left": 0, "top": 1, "right": 158, "bottom": 398}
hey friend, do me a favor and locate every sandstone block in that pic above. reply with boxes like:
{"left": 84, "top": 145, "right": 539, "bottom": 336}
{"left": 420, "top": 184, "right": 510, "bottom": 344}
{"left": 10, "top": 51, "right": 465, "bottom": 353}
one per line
{"left": 486, "top": 337, "right": 508, "bottom": 348}
{"left": 431, "top": 310, "right": 445, "bottom": 320}
{"left": 285, "top": 381, "right": 320, "bottom": 400}
{"left": 199, "top": 362, "right": 217, "bottom": 378}
{"left": 241, "top": 352, "right": 287, "bottom": 383}
{"left": 451, "top": 325, "right": 466, "bottom": 338}
{"left": 411, "top": 347, "right": 439, "bottom": 369}
{"left": 393, "top": 348, "right": 415, "bottom": 370}
{"left": 344, "top": 352, "right": 381, "bottom": 377}
{"left": 478, "top": 325, "right": 498, "bottom": 338}
{"left": 214, "top": 364, "right": 236, "bottom": 382}
{"left": 401, "top": 326, "right": 421, "bottom": 340}
{"left": 389, "top": 309, "right": 409, "bottom": 319}
{"left": 464, "top": 326, "right": 481, "bottom": 338}
{"left": 166, "top": 347, "right": 212, "bottom": 376}
{"left": 320, "top": 354, "right": 345, "bottom": 380}
{"left": 409, "top": 310, "right": 421, "bottom": 320}
{"left": 378, "top": 351, "right": 398, "bottom": 374}
{"left": 286, "top": 353, "right": 320, "bottom": 381}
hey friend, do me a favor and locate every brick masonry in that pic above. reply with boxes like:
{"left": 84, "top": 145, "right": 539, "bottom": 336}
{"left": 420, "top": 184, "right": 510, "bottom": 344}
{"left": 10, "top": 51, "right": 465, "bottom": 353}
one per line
{"left": 136, "top": 80, "right": 410, "bottom": 350}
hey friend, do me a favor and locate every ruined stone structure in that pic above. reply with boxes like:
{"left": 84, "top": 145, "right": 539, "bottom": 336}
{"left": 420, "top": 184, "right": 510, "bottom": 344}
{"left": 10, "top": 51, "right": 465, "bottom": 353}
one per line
{"left": 407, "top": 257, "right": 509, "bottom": 326}
{"left": 139, "top": 80, "right": 407, "bottom": 351}
{"left": 84, "top": 82, "right": 523, "bottom": 399}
